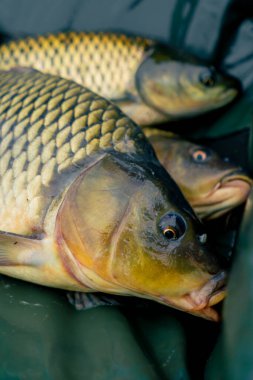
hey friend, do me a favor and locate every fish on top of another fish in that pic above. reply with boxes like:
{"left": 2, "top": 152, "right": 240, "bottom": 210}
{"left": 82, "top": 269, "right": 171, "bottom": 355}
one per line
{"left": 0, "top": 31, "right": 240, "bottom": 126}
{"left": 144, "top": 129, "right": 252, "bottom": 220}
{"left": 0, "top": 67, "right": 226, "bottom": 321}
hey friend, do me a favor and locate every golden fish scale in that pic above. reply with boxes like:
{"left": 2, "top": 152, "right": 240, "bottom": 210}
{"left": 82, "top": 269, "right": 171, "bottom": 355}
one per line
{"left": 0, "top": 32, "right": 150, "bottom": 99}
{"left": 0, "top": 69, "right": 144, "bottom": 235}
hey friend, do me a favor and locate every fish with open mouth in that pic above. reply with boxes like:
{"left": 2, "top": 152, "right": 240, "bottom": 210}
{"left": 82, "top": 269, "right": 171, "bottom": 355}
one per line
{"left": 0, "top": 68, "right": 226, "bottom": 320}
{"left": 0, "top": 31, "right": 240, "bottom": 126}
{"left": 144, "top": 129, "right": 252, "bottom": 220}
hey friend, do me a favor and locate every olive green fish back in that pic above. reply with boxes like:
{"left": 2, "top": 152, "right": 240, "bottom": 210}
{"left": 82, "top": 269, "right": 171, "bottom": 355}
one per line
{"left": 0, "top": 32, "right": 151, "bottom": 100}
{"left": 0, "top": 69, "right": 146, "bottom": 235}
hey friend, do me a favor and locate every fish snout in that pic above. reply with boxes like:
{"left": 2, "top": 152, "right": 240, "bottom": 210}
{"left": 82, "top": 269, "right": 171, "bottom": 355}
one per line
{"left": 159, "top": 270, "right": 227, "bottom": 321}
{"left": 186, "top": 270, "right": 227, "bottom": 311}
{"left": 194, "top": 169, "right": 252, "bottom": 219}
{"left": 222, "top": 72, "right": 241, "bottom": 92}
{"left": 221, "top": 170, "right": 252, "bottom": 197}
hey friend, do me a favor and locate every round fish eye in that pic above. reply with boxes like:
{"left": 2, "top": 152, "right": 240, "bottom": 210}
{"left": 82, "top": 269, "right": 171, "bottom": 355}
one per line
{"left": 192, "top": 148, "right": 211, "bottom": 163}
{"left": 199, "top": 71, "right": 216, "bottom": 87}
{"left": 159, "top": 213, "right": 186, "bottom": 241}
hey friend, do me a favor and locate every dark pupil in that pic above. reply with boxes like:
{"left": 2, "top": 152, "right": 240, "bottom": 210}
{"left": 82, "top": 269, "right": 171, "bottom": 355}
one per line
{"left": 200, "top": 73, "right": 215, "bottom": 87}
{"left": 164, "top": 228, "right": 177, "bottom": 240}
{"left": 205, "top": 77, "right": 214, "bottom": 86}
{"left": 159, "top": 213, "right": 186, "bottom": 241}
{"left": 196, "top": 153, "right": 204, "bottom": 161}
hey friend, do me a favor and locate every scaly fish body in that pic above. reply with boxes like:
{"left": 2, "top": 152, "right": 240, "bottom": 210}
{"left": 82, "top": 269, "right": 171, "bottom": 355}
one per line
{"left": 144, "top": 129, "right": 252, "bottom": 219}
{"left": 0, "top": 67, "right": 148, "bottom": 234}
{"left": 0, "top": 68, "right": 225, "bottom": 320}
{"left": 0, "top": 32, "right": 239, "bottom": 125}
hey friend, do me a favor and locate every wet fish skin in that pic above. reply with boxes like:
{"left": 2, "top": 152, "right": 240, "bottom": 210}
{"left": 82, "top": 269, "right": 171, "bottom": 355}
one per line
{"left": 0, "top": 68, "right": 225, "bottom": 320}
{"left": 144, "top": 128, "right": 252, "bottom": 220}
{"left": 0, "top": 32, "right": 149, "bottom": 113}
{"left": 0, "top": 67, "right": 149, "bottom": 235}
{"left": 0, "top": 31, "right": 240, "bottom": 125}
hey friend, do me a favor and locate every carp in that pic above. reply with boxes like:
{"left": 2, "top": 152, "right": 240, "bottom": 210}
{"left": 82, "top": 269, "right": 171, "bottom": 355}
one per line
{"left": 0, "top": 32, "right": 239, "bottom": 125}
{"left": 0, "top": 68, "right": 225, "bottom": 320}
{"left": 144, "top": 129, "right": 252, "bottom": 219}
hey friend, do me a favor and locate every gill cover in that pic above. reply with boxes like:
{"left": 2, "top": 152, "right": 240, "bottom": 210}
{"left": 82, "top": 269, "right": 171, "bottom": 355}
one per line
{"left": 56, "top": 153, "right": 221, "bottom": 303}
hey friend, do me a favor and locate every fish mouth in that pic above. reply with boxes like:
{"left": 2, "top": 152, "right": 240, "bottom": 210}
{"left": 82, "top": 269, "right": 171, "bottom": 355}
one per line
{"left": 187, "top": 271, "right": 226, "bottom": 308}
{"left": 160, "top": 271, "right": 227, "bottom": 322}
{"left": 212, "top": 88, "right": 238, "bottom": 108}
{"left": 193, "top": 170, "right": 252, "bottom": 220}
{"left": 137, "top": 80, "right": 239, "bottom": 118}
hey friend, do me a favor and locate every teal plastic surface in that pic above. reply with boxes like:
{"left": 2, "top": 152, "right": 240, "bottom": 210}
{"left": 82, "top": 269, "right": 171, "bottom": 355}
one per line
{"left": 0, "top": 278, "right": 162, "bottom": 380}
{"left": 206, "top": 188, "right": 253, "bottom": 380}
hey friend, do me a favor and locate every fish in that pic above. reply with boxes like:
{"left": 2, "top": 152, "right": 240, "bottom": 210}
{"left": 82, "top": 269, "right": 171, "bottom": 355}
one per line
{"left": 0, "top": 31, "right": 239, "bottom": 126}
{"left": 144, "top": 129, "right": 252, "bottom": 220}
{"left": 0, "top": 68, "right": 226, "bottom": 321}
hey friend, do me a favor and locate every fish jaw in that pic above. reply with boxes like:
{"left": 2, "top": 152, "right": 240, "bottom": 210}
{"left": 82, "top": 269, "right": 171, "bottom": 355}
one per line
{"left": 192, "top": 172, "right": 252, "bottom": 220}
{"left": 138, "top": 85, "right": 238, "bottom": 120}
{"left": 159, "top": 271, "right": 227, "bottom": 321}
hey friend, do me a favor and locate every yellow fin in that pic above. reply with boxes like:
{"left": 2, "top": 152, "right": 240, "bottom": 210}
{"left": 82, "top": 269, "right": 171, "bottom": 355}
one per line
{"left": 0, "top": 231, "right": 86, "bottom": 291}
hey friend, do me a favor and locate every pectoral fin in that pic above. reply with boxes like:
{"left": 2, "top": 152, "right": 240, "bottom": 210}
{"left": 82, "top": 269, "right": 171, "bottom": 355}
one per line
{"left": 0, "top": 231, "right": 87, "bottom": 291}
{"left": 67, "top": 292, "right": 120, "bottom": 311}
{"left": 0, "top": 231, "right": 43, "bottom": 266}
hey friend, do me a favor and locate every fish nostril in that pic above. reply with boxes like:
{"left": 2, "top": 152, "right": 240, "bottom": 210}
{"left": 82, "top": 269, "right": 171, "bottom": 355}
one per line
{"left": 198, "top": 233, "right": 207, "bottom": 244}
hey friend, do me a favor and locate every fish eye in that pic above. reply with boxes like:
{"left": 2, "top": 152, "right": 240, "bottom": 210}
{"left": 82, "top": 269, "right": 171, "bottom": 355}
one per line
{"left": 163, "top": 226, "right": 178, "bottom": 240}
{"left": 159, "top": 213, "right": 186, "bottom": 241}
{"left": 191, "top": 148, "right": 211, "bottom": 163}
{"left": 199, "top": 71, "right": 216, "bottom": 87}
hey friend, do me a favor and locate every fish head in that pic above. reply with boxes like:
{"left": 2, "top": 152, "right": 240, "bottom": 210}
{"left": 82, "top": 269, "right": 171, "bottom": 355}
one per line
{"left": 145, "top": 130, "right": 252, "bottom": 220}
{"left": 135, "top": 46, "right": 240, "bottom": 118}
{"left": 57, "top": 153, "right": 226, "bottom": 320}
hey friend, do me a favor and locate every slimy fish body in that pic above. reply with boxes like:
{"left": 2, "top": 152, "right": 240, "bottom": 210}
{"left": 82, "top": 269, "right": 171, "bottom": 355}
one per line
{"left": 0, "top": 68, "right": 225, "bottom": 320}
{"left": 0, "top": 32, "right": 239, "bottom": 126}
{"left": 144, "top": 129, "right": 252, "bottom": 219}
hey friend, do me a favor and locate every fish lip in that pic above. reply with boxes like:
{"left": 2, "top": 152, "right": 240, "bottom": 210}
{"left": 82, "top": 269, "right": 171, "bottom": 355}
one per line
{"left": 210, "top": 169, "right": 252, "bottom": 201}
{"left": 158, "top": 271, "right": 226, "bottom": 322}
{"left": 193, "top": 169, "right": 252, "bottom": 219}
{"left": 221, "top": 169, "right": 253, "bottom": 186}
{"left": 184, "top": 271, "right": 227, "bottom": 311}
{"left": 218, "top": 88, "right": 238, "bottom": 102}
{"left": 137, "top": 76, "right": 239, "bottom": 118}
